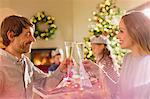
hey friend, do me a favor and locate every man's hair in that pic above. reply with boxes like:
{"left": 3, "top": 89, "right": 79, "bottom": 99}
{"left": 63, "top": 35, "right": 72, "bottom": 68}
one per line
{"left": 122, "top": 11, "right": 150, "bottom": 54}
{"left": 0, "top": 15, "right": 33, "bottom": 46}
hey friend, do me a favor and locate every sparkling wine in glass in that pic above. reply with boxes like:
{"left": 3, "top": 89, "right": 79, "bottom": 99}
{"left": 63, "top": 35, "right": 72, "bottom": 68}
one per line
{"left": 76, "top": 42, "right": 84, "bottom": 60}
{"left": 64, "top": 42, "right": 74, "bottom": 79}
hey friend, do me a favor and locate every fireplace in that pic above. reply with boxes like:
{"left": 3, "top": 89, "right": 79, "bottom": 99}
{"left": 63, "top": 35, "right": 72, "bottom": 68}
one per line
{"left": 31, "top": 48, "right": 56, "bottom": 73}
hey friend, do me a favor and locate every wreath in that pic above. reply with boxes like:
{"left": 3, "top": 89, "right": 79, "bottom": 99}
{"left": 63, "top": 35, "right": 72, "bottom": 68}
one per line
{"left": 31, "top": 11, "right": 57, "bottom": 40}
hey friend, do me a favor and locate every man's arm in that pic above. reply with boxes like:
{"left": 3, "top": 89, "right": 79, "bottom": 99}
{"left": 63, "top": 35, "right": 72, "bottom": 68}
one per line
{"left": 28, "top": 57, "right": 67, "bottom": 91}
{"left": 32, "top": 64, "right": 65, "bottom": 91}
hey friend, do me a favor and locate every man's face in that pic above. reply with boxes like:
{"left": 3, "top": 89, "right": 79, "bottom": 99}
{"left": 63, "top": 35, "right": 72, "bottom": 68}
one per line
{"left": 12, "top": 26, "right": 36, "bottom": 54}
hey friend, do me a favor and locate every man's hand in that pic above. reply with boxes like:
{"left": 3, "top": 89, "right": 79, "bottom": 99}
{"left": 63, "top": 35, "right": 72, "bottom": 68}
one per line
{"left": 58, "top": 59, "right": 67, "bottom": 73}
{"left": 58, "top": 58, "right": 73, "bottom": 74}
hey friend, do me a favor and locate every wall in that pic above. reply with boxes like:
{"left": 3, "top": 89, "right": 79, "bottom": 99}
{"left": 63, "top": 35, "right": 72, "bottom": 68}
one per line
{"left": 116, "top": 0, "right": 150, "bottom": 11}
{"left": 73, "top": 0, "right": 100, "bottom": 42}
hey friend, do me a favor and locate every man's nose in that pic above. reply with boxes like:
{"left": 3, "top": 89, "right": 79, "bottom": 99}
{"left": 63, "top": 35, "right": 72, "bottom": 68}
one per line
{"left": 30, "top": 35, "right": 36, "bottom": 42}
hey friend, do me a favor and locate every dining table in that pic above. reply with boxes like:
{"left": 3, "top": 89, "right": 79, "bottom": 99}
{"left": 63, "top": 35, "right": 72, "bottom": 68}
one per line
{"left": 33, "top": 84, "right": 110, "bottom": 99}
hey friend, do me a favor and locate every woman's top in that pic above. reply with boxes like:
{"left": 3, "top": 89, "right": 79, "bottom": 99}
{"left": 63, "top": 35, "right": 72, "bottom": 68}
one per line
{"left": 88, "top": 54, "right": 119, "bottom": 99}
{"left": 118, "top": 53, "right": 150, "bottom": 99}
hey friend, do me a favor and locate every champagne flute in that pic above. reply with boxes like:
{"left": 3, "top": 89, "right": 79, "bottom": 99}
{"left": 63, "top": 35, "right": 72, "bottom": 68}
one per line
{"left": 76, "top": 42, "right": 84, "bottom": 60}
{"left": 75, "top": 42, "right": 84, "bottom": 76}
{"left": 76, "top": 42, "right": 92, "bottom": 89}
{"left": 64, "top": 42, "right": 74, "bottom": 79}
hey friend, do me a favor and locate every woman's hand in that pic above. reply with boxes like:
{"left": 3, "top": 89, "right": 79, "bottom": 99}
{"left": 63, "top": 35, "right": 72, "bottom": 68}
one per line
{"left": 82, "top": 59, "right": 99, "bottom": 72}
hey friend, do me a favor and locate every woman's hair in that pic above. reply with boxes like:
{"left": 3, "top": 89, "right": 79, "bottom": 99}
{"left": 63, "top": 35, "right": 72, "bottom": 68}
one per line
{"left": 122, "top": 11, "right": 150, "bottom": 54}
{"left": 0, "top": 15, "right": 33, "bottom": 46}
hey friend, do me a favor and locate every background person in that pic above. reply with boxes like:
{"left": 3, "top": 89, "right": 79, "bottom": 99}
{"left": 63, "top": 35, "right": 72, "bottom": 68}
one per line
{"left": 48, "top": 48, "right": 62, "bottom": 74}
{"left": 83, "top": 35, "right": 119, "bottom": 99}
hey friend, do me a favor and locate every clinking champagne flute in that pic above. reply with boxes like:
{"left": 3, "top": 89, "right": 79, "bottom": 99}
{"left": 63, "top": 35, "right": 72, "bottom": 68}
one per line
{"left": 76, "top": 42, "right": 92, "bottom": 88}
{"left": 76, "top": 42, "right": 84, "bottom": 60}
{"left": 64, "top": 42, "right": 74, "bottom": 79}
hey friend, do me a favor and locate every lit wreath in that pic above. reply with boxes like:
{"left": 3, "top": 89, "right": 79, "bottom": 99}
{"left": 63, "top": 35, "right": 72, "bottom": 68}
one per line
{"left": 31, "top": 11, "right": 57, "bottom": 40}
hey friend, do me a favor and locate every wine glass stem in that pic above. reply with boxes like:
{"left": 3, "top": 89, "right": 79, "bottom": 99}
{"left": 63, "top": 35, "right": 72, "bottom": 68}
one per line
{"left": 67, "top": 65, "right": 70, "bottom": 78}
{"left": 67, "top": 64, "right": 71, "bottom": 79}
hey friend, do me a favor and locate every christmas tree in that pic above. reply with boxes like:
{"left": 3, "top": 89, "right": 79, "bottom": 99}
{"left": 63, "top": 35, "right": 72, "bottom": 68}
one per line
{"left": 84, "top": 0, "right": 127, "bottom": 69}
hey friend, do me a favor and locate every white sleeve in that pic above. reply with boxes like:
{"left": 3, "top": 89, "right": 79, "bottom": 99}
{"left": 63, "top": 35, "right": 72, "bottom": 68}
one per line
{"left": 132, "top": 55, "right": 150, "bottom": 98}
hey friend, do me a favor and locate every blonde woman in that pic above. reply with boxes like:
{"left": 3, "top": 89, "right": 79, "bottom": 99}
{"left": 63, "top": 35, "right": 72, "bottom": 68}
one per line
{"left": 117, "top": 11, "right": 150, "bottom": 99}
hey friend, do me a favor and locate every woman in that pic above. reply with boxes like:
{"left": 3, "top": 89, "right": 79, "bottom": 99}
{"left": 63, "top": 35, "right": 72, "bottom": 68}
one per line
{"left": 83, "top": 35, "right": 119, "bottom": 99}
{"left": 117, "top": 11, "right": 150, "bottom": 99}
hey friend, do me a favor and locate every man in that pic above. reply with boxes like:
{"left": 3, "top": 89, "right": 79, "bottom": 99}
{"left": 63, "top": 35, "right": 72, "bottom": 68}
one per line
{"left": 0, "top": 15, "right": 67, "bottom": 99}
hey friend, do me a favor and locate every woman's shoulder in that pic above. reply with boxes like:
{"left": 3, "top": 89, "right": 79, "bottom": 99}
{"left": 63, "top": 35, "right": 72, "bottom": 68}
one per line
{"left": 123, "top": 52, "right": 132, "bottom": 61}
{"left": 142, "top": 54, "right": 150, "bottom": 59}
{"left": 124, "top": 52, "right": 132, "bottom": 58}
{"left": 140, "top": 54, "right": 150, "bottom": 63}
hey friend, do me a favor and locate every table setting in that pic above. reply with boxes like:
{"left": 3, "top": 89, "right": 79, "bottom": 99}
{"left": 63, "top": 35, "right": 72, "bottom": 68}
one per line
{"left": 33, "top": 42, "right": 110, "bottom": 99}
